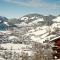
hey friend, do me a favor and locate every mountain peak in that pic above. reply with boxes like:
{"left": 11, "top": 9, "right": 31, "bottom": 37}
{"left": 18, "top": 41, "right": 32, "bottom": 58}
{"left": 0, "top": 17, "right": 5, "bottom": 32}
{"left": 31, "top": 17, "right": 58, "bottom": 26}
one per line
{"left": 0, "top": 16, "right": 8, "bottom": 23}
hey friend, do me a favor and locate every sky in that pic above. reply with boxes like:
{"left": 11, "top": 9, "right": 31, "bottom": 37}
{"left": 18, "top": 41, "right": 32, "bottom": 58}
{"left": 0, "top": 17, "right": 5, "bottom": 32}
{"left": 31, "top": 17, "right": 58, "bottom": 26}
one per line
{"left": 0, "top": 0, "right": 60, "bottom": 18}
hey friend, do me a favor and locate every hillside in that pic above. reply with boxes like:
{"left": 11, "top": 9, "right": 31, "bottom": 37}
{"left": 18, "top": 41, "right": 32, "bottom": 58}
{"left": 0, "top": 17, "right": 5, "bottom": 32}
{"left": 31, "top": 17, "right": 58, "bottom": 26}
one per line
{"left": 0, "top": 14, "right": 60, "bottom": 60}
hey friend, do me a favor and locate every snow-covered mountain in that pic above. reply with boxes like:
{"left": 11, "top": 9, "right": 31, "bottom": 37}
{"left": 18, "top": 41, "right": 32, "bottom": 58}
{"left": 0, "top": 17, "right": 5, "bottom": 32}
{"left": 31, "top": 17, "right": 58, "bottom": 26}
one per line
{"left": 15, "top": 14, "right": 59, "bottom": 44}
{"left": 14, "top": 14, "right": 56, "bottom": 27}
{"left": 0, "top": 16, "right": 10, "bottom": 28}
{"left": 0, "top": 16, "right": 8, "bottom": 22}
{"left": 0, "top": 14, "right": 60, "bottom": 60}
{"left": 15, "top": 14, "right": 44, "bottom": 27}
{"left": 0, "top": 14, "right": 60, "bottom": 44}
{"left": 52, "top": 16, "right": 60, "bottom": 23}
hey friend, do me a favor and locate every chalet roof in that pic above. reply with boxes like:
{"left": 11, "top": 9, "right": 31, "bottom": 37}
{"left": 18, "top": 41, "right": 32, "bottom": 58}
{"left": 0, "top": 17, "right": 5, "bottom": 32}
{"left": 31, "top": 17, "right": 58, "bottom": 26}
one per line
{"left": 50, "top": 36, "right": 60, "bottom": 42}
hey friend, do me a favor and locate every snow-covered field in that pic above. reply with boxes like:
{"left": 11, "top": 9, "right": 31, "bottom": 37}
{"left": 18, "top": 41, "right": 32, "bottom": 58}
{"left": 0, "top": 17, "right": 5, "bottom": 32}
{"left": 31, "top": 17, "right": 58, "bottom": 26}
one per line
{"left": 0, "top": 43, "right": 32, "bottom": 50}
{"left": 0, "top": 43, "right": 34, "bottom": 57}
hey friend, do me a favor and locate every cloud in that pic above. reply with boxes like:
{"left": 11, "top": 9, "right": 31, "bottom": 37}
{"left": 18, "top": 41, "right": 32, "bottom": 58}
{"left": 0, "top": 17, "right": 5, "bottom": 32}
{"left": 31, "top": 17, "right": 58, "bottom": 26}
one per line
{"left": 3, "top": 0, "right": 60, "bottom": 9}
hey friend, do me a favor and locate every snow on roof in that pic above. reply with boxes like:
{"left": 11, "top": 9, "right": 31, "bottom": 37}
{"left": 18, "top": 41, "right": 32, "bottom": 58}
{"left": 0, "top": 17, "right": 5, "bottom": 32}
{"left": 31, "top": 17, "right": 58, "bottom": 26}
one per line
{"left": 42, "top": 35, "right": 56, "bottom": 41}
{"left": 50, "top": 36, "right": 60, "bottom": 42}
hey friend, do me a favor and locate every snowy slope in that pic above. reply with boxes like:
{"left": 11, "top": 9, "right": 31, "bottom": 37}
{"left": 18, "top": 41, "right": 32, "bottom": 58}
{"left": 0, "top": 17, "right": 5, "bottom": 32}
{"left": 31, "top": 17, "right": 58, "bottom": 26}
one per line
{"left": 53, "top": 16, "right": 60, "bottom": 22}
{"left": 0, "top": 14, "right": 60, "bottom": 44}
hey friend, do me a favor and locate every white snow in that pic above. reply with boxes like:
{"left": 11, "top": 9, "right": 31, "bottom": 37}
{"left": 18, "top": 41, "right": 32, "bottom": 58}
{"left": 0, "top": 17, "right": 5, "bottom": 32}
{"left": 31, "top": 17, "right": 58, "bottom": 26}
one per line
{"left": 30, "top": 32, "right": 50, "bottom": 43}
{"left": 15, "top": 22, "right": 27, "bottom": 27}
{"left": 31, "top": 35, "right": 46, "bottom": 43}
{"left": 28, "top": 29, "right": 35, "bottom": 33}
{"left": 31, "top": 36, "right": 40, "bottom": 42}
{"left": 0, "top": 43, "right": 33, "bottom": 56}
{"left": 25, "top": 25, "right": 52, "bottom": 43}
{"left": 20, "top": 22, "right": 27, "bottom": 25}
{"left": 0, "top": 30, "right": 12, "bottom": 35}
{"left": 51, "top": 23, "right": 60, "bottom": 29}
{"left": 21, "top": 17, "right": 28, "bottom": 20}
{"left": 33, "top": 30, "right": 46, "bottom": 35}
{"left": 53, "top": 16, "right": 60, "bottom": 22}
{"left": 0, "top": 43, "right": 32, "bottom": 50}
{"left": 8, "top": 36, "right": 19, "bottom": 40}
{"left": 28, "top": 22, "right": 33, "bottom": 25}
{"left": 23, "top": 50, "right": 33, "bottom": 56}
{"left": 30, "top": 16, "right": 35, "bottom": 19}
{"left": 26, "top": 29, "right": 47, "bottom": 36}
{"left": 41, "top": 33, "right": 49, "bottom": 39}
{"left": 4, "top": 22, "right": 9, "bottom": 26}
{"left": 32, "top": 18, "right": 44, "bottom": 23}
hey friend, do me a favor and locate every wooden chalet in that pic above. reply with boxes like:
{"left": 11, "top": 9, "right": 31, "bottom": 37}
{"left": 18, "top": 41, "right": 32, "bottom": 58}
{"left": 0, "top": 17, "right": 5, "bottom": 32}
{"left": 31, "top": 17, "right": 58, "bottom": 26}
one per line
{"left": 50, "top": 36, "right": 60, "bottom": 59}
